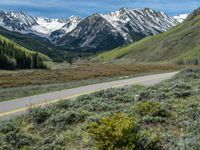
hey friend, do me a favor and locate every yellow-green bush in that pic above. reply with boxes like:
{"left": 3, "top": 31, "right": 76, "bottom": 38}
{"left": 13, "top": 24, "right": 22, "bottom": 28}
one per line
{"left": 88, "top": 113, "right": 138, "bottom": 150}
{"left": 133, "top": 102, "right": 170, "bottom": 117}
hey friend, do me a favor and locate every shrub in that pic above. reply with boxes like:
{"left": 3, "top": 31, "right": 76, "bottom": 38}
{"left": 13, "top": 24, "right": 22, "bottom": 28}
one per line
{"left": 138, "top": 129, "right": 163, "bottom": 150}
{"left": 88, "top": 113, "right": 138, "bottom": 150}
{"left": 174, "top": 90, "right": 191, "bottom": 98}
{"left": 55, "top": 99, "right": 74, "bottom": 109}
{"left": 0, "top": 121, "right": 17, "bottom": 134}
{"left": 133, "top": 102, "right": 170, "bottom": 117}
{"left": 139, "top": 89, "right": 169, "bottom": 101}
{"left": 82, "top": 98, "right": 113, "bottom": 112}
{"left": 113, "top": 94, "right": 133, "bottom": 103}
{"left": 142, "top": 116, "right": 167, "bottom": 124}
{"left": 2, "top": 131, "right": 35, "bottom": 149}
{"left": 170, "top": 81, "right": 192, "bottom": 90}
{"left": 27, "top": 107, "right": 52, "bottom": 124}
{"left": 92, "top": 88, "right": 128, "bottom": 99}
{"left": 175, "top": 69, "right": 200, "bottom": 79}
{"left": 38, "top": 135, "right": 65, "bottom": 150}
{"left": 47, "top": 111, "right": 85, "bottom": 128}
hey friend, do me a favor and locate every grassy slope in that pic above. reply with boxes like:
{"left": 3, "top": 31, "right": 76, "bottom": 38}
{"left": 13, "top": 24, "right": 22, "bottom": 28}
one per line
{"left": 0, "top": 27, "right": 101, "bottom": 62}
{"left": 0, "top": 27, "right": 62, "bottom": 58}
{"left": 95, "top": 15, "right": 200, "bottom": 64}
{"left": 0, "top": 69, "right": 199, "bottom": 149}
{"left": 0, "top": 35, "right": 49, "bottom": 60}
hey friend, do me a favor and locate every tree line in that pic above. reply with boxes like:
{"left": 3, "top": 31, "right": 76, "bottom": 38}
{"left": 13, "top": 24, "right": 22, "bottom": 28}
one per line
{"left": 0, "top": 36, "right": 47, "bottom": 69}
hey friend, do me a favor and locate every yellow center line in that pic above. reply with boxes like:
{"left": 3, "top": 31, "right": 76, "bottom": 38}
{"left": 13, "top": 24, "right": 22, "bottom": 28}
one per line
{"left": 0, "top": 74, "right": 172, "bottom": 117}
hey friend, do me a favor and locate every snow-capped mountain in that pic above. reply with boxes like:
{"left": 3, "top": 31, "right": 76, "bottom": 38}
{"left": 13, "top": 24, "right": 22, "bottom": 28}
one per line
{"left": 53, "top": 8, "right": 179, "bottom": 51}
{"left": 100, "top": 7, "right": 178, "bottom": 42}
{"left": 173, "top": 14, "right": 188, "bottom": 23}
{"left": 50, "top": 16, "right": 82, "bottom": 43}
{"left": 0, "top": 11, "right": 38, "bottom": 34}
{"left": 53, "top": 13, "right": 126, "bottom": 51}
{"left": 0, "top": 8, "right": 179, "bottom": 51}
{"left": 35, "top": 17, "right": 66, "bottom": 35}
{"left": 0, "top": 10, "right": 81, "bottom": 37}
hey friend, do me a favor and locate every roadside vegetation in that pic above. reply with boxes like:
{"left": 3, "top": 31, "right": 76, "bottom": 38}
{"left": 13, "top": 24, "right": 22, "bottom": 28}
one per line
{"left": 0, "top": 63, "right": 181, "bottom": 101}
{"left": 0, "top": 69, "right": 200, "bottom": 149}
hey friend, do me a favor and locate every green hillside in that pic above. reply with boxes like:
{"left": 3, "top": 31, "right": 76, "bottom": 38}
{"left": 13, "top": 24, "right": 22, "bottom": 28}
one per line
{"left": 0, "top": 27, "right": 99, "bottom": 62}
{"left": 0, "top": 27, "right": 71, "bottom": 62}
{"left": 95, "top": 12, "right": 200, "bottom": 65}
{"left": 0, "top": 35, "right": 49, "bottom": 69}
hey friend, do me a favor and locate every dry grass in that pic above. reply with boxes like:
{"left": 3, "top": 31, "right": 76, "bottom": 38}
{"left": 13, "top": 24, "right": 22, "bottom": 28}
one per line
{"left": 0, "top": 63, "right": 183, "bottom": 88}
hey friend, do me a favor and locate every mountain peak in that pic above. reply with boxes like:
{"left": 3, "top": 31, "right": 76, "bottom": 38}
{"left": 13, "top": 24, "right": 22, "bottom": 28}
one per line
{"left": 0, "top": 8, "right": 180, "bottom": 52}
{"left": 101, "top": 7, "right": 178, "bottom": 40}
{"left": 186, "top": 7, "right": 200, "bottom": 21}
{"left": 67, "top": 15, "right": 82, "bottom": 22}
{"left": 119, "top": 7, "right": 130, "bottom": 11}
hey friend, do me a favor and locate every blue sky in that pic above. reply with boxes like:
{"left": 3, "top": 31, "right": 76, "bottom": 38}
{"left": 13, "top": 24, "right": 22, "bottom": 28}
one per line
{"left": 0, "top": 0, "right": 200, "bottom": 18}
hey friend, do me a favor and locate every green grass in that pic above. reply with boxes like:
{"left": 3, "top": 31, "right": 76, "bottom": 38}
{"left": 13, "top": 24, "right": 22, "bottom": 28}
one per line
{"left": 94, "top": 15, "right": 200, "bottom": 65}
{"left": 0, "top": 69, "right": 200, "bottom": 149}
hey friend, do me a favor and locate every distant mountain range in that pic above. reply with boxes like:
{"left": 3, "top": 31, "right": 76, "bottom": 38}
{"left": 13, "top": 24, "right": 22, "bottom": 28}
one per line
{"left": 95, "top": 7, "right": 200, "bottom": 65}
{"left": 0, "top": 8, "right": 186, "bottom": 52}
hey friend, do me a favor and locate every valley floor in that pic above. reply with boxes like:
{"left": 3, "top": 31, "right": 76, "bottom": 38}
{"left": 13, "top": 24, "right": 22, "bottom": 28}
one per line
{"left": 0, "top": 63, "right": 182, "bottom": 101}
{"left": 0, "top": 69, "right": 200, "bottom": 149}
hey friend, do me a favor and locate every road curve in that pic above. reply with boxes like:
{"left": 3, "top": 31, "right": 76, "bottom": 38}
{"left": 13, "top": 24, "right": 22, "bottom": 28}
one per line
{"left": 0, "top": 72, "right": 178, "bottom": 119}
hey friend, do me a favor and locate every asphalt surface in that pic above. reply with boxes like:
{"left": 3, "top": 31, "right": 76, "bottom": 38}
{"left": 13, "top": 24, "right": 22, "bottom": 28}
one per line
{"left": 0, "top": 72, "right": 178, "bottom": 119}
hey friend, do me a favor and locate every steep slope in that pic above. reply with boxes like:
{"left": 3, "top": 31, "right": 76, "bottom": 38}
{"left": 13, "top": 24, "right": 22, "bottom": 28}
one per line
{"left": 0, "top": 11, "right": 51, "bottom": 36}
{"left": 0, "top": 26, "right": 98, "bottom": 62}
{"left": 0, "top": 11, "right": 38, "bottom": 33}
{"left": 0, "top": 26, "right": 65, "bottom": 60}
{"left": 55, "top": 14, "right": 126, "bottom": 51}
{"left": 95, "top": 7, "right": 200, "bottom": 65}
{"left": 101, "top": 8, "right": 178, "bottom": 42}
{"left": 54, "top": 8, "right": 178, "bottom": 51}
{"left": 0, "top": 35, "right": 49, "bottom": 69}
{"left": 0, "top": 11, "right": 81, "bottom": 37}
{"left": 0, "top": 9, "right": 178, "bottom": 52}
{"left": 50, "top": 16, "right": 83, "bottom": 43}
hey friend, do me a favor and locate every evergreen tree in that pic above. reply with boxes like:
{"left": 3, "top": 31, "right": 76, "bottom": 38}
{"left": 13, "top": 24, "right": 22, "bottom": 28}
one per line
{"left": 0, "top": 35, "right": 47, "bottom": 70}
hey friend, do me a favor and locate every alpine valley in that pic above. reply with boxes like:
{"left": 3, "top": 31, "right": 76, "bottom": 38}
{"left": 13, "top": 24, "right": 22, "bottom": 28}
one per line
{"left": 0, "top": 8, "right": 187, "bottom": 61}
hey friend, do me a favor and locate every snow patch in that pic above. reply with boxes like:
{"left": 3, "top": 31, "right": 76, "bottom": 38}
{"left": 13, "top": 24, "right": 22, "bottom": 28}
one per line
{"left": 36, "top": 17, "right": 66, "bottom": 32}
{"left": 173, "top": 14, "right": 188, "bottom": 23}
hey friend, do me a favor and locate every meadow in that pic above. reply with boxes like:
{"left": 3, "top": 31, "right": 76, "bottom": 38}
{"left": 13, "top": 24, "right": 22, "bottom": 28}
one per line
{"left": 0, "top": 63, "right": 182, "bottom": 101}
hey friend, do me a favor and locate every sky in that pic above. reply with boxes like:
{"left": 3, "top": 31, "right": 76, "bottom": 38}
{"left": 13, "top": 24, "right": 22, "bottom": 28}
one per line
{"left": 0, "top": 0, "right": 200, "bottom": 19}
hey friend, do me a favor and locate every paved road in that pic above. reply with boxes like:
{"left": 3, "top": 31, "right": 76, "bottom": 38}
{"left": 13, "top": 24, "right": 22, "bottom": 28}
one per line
{"left": 0, "top": 72, "right": 178, "bottom": 119}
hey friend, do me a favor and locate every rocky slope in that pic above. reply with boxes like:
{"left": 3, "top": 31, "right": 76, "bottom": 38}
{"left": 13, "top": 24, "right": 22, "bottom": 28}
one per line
{"left": 0, "top": 11, "right": 81, "bottom": 37}
{"left": 53, "top": 8, "right": 179, "bottom": 51}
{"left": 0, "top": 8, "right": 179, "bottom": 52}
{"left": 95, "top": 7, "right": 200, "bottom": 65}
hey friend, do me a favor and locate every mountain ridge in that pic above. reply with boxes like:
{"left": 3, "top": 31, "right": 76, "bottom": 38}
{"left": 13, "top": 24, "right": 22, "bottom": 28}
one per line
{"left": 0, "top": 10, "right": 82, "bottom": 37}
{"left": 0, "top": 8, "right": 184, "bottom": 53}
{"left": 52, "top": 7, "right": 179, "bottom": 51}
{"left": 94, "top": 7, "right": 200, "bottom": 65}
